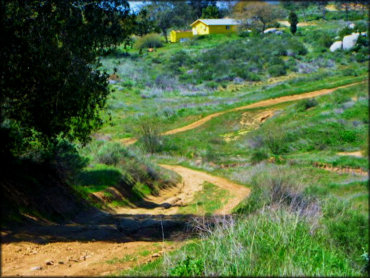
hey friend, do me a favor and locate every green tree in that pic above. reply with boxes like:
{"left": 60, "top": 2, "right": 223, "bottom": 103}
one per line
{"left": 133, "top": 8, "right": 158, "bottom": 37}
{"left": 288, "top": 11, "right": 298, "bottom": 35}
{"left": 233, "top": 1, "right": 286, "bottom": 33}
{"left": 189, "top": 0, "right": 217, "bottom": 18}
{"left": 147, "top": 1, "right": 194, "bottom": 42}
{"left": 201, "top": 5, "right": 220, "bottom": 18}
{"left": 0, "top": 0, "right": 132, "bottom": 157}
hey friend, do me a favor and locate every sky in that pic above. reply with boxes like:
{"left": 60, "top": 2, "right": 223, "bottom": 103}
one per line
{"left": 128, "top": 1, "right": 238, "bottom": 13}
{"left": 128, "top": 1, "right": 279, "bottom": 12}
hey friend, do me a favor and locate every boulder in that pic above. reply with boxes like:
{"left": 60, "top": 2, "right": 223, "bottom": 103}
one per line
{"left": 330, "top": 41, "right": 342, "bottom": 52}
{"left": 264, "top": 28, "right": 277, "bottom": 34}
{"left": 348, "top": 23, "right": 355, "bottom": 29}
{"left": 233, "top": 77, "right": 244, "bottom": 84}
{"left": 342, "top": 33, "right": 359, "bottom": 50}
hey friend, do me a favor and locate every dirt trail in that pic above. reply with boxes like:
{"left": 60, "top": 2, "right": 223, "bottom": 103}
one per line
{"left": 337, "top": 151, "right": 364, "bottom": 158}
{"left": 121, "top": 82, "right": 364, "bottom": 146}
{"left": 313, "top": 162, "right": 368, "bottom": 176}
{"left": 2, "top": 165, "right": 249, "bottom": 277}
{"left": 159, "top": 165, "right": 250, "bottom": 214}
{"left": 116, "top": 164, "right": 250, "bottom": 215}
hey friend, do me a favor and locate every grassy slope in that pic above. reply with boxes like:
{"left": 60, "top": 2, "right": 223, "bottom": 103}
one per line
{"left": 120, "top": 82, "right": 368, "bottom": 277}
{"left": 81, "top": 17, "right": 369, "bottom": 276}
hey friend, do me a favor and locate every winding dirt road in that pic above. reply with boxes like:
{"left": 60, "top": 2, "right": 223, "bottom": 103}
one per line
{"left": 1, "top": 165, "right": 249, "bottom": 277}
{"left": 120, "top": 81, "right": 364, "bottom": 146}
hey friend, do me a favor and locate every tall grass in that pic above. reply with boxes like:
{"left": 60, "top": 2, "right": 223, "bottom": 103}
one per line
{"left": 127, "top": 210, "right": 360, "bottom": 276}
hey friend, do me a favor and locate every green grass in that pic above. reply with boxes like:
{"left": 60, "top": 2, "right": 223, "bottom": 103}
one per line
{"left": 178, "top": 182, "right": 229, "bottom": 215}
{"left": 88, "top": 17, "right": 369, "bottom": 277}
{"left": 124, "top": 210, "right": 362, "bottom": 276}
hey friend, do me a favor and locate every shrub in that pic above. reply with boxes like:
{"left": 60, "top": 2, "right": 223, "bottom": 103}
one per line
{"left": 169, "top": 256, "right": 204, "bottom": 276}
{"left": 338, "top": 26, "right": 353, "bottom": 40}
{"left": 318, "top": 33, "right": 334, "bottom": 48}
{"left": 96, "top": 142, "right": 130, "bottom": 166}
{"left": 234, "top": 165, "right": 316, "bottom": 216}
{"left": 134, "top": 33, "right": 163, "bottom": 49}
{"left": 168, "top": 50, "right": 193, "bottom": 68}
{"left": 51, "top": 140, "right": 88, "bottom": 180}
{"left": 136, "top": 116, "right": 163, "bottom": 153}
{"left": 268, "top": 65, "right": 287, "bottom": 77}
{"left": 250, "top": 149, "right": 269, "bottom": 164}
{"left": 322, "top": 198, "right": 369, "bottom": 271}
{"left": 296, "top": 98, "right": 319, "bottom": 112}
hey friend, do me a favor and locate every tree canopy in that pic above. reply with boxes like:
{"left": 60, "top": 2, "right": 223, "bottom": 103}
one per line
{"left": 0, "top": 0, "right": 133, "bottom": 156}
{"left": 233, "top": 1, "right": 286, "bottom": 32}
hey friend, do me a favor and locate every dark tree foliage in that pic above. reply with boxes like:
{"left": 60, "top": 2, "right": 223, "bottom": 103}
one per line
{"left": 146, "top": 1, "right": 194, "bottom": 42}
{"left": 288, "top": 11, "right": 298, "bottom": 35}
{"left": 189, "top": 0, "right": 217, "bottom": 18}
{"left": 133, "top": 8, "right": 158, "bottom": 36}
{"left": 0, "top": 0, "right": 132, "bottom": 157}
{"left": 201, "top": 5, "right": 220, "bottom": 19}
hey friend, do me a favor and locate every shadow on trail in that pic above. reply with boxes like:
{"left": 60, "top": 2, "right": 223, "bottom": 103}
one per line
{"left": 2, "top": 209, "right": 231, "bottom": 244}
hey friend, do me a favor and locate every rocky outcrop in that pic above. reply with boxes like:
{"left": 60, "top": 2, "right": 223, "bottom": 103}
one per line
{"left": 330, "top": 31, "right": 366, "bottom": 52}
{"left": 330, "top": 41, "right": 343, "bottom": 52}
{"left": 343, "top": 33, "right": 360, "bottom": 50}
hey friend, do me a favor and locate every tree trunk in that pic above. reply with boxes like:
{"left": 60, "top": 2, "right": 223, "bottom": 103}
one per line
{"left": 162, "top": 28, "right": 168, "bottom": 43}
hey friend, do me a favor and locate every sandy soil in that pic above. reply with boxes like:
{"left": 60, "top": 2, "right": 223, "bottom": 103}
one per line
{"left": 337, "top": 151, "right": 364, "bottom": 158}
{"left": 1, "top": 240, "right": 180, "bottom": 276}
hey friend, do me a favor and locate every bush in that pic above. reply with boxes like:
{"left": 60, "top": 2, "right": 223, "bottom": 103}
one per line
{"left": 322, "top": 198, "right": 369, "bottom": 271}
{"left": 96, "top": 142, "right": 130, "bottom": 166}
{"left": 51, "top": 140, "right": 88, "bottom": 180}
{"left": 136, "top": 116, "right": 163, "bottom": 153}
{"left": 250, "top": 149, "right": 269, "bottom": 164}
{"left": 296, "top": 98, "right": 319, "bottom": 112}
{"left": 318, "top": 33, "right": 334, "bottom": 48}
{"left": 338, "top": 26, "right": 353, "bottom": 40}
{"left": 234, "top": 165, "right": 315, "bottom": 216}
{"left": 268, "top": 65, "right": 287, "bottom": 77}
{"left": 134, "top": 33, "right": 163, "bottom": 49}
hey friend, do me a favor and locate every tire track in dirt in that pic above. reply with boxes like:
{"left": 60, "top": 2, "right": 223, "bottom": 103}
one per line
{"left": 120, "top": 81, "right": 365, "bottom": 146}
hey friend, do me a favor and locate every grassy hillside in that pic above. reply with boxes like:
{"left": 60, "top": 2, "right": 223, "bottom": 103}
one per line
{"left": 89, "top": 17, "right": 369, "bottom": 277}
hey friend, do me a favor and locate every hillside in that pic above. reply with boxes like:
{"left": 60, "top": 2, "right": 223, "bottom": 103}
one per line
{"left": 1, "top": 3, "right": 369, "bottom": 277}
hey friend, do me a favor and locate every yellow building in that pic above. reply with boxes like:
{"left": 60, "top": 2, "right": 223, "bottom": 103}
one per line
{"left": 169, "top": 30, "right": 193, "bottom": 43}
{"left": 190, "top": 19, "right": 240, "bottom": 35}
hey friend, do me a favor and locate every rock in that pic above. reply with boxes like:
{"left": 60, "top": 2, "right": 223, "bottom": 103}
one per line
{"left": 264, "top": 28, "right": 277, "bottom": 34}
{"left": 330, "top": 41, "right": 342, "bottom": 52}
{"left": 45, "top": 260, "right": 54, "bottom": 266}
{"left": 348, "top": 23, "right": 355, "bottom": 29}
{"left": 343, "top": 33, "right": 359, "bottom": 50}
{"left": 109, "top": 80, "right": 117, "bottom": 84}
{"left": 152, "top": 253, "right": 160, "bottom": 258}
{"left": 341, "top": 101, "right": 355, "bottom": 109}
{"left": 58, "top": 261, "right": 64, "bottom": 265}
{"left": 30, "top": 266, "right": 42, "bottom": 271}
{"left": 233, "top": 77, "right": 244, "bottom": 84}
